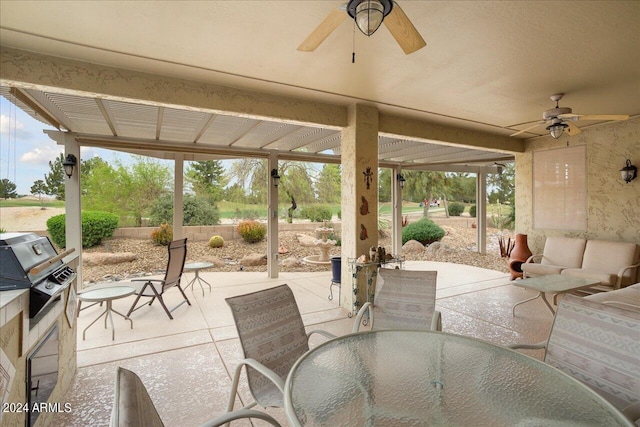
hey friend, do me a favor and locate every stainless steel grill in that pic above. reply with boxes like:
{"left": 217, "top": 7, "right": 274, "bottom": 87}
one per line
{"left": 0, "top": 232, "right": 76, "bottom": 318}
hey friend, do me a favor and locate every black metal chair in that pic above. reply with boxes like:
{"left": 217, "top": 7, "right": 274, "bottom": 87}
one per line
{"left": 126, "top": 238, "right": 191, "bottom": 320}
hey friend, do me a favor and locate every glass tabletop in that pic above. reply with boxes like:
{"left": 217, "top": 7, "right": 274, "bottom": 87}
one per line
{"left": 514, "top": 274, "right": 600, "bottom": 292}
{"left": 77, "top": 286, "right": 135, "bottom": 302}
{"left": 284, "top": 330, "right": 632, "bottom": 427}
{"left": 184, "top": 261, "right": 214, "bottom": 270}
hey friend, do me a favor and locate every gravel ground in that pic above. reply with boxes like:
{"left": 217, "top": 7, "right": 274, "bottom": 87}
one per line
{"left": 82, "top": 227, "right": 513, "bottom": 284}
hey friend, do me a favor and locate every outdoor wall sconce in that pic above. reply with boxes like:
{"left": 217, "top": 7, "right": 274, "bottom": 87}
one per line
{"left": 271, "top": 168, "right": 281, "bottom": 187}
{"left": 396, "top": 173, "right": 406, "bottom": 189}
{"left": 620, "top": 159, "right": 637, "bottom": 184}
{"left": 62, "top": 154, "right": 77, "bottom": 178}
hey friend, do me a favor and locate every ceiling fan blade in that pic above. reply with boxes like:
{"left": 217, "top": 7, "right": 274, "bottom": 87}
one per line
{"left": 297, "top": 8, "right": 347, "bottom": 52}
{"left": 565, "top": 121, "right": 581, "bottom": 136}
{"left": 383, "top": 3, "right": 426, "bottom": 55}
{"left": 562, "top": 114, "right": 629, "bottom": 121}
{"left": 510, "top": 122, "right": 545, "bottom": 137}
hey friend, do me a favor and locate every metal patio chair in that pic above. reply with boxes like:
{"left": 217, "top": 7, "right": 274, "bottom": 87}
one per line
{"left": 353, "top": 268, "right": 441, "bottom": 333}
{"left": 126, "top": 238, "right": 191, "bottom": 320}
{"left": 224, "top": 284, "right": 335, "bottom": 419}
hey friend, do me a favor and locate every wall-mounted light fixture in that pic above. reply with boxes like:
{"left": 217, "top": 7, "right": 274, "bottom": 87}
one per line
{"left": 620, "top": 159, "right": 637, "bottom": 184}
{"left": 62, "top": 154, "right": 77, "bottom": 179}
{"left": 271, "top": 168, "right": 281, "bottom": 187}
{"left": 396, "top": 173, "right": 406, "bottom": 189}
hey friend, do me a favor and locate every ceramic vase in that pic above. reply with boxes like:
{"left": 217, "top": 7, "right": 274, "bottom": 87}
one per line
{"left": 508, "top": 234, "right": 532, "bottom": 280}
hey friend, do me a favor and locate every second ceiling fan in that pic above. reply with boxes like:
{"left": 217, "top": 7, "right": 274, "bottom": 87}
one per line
{"left": 297, "top": 0, "right": 426, "bottom": 55}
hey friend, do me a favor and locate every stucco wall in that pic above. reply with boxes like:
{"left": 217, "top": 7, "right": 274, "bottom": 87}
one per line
{"left": 515, "top": 117, "right": 640, "bottom": 255}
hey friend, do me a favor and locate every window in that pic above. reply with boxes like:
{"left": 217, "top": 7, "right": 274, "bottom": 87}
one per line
{"left": 533, "top": 145, "right": 587, "bottom": 230}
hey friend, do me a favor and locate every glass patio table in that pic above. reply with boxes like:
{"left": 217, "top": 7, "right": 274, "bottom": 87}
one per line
{"left": 284, "top": 330, "right": 632, "bottom": 427}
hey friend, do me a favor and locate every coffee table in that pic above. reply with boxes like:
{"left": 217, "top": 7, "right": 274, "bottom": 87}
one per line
{"left": 78, "top": 286, "right": 135, "bottom": 340}
{"left": 512, "top": 274, "right": 600, "bottom": 315}
{"left": 183, "top": 262, "right": 213, "bottom": 296}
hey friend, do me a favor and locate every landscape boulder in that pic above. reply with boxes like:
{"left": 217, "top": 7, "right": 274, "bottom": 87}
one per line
{"left": 402, "top": 240, "right": 425, "bottom": 253}
{"left": 83, "top": 252, "right": 137, "bottom": 266}
{"left": 297, "top": 233, "right": 318, "bottom": 247}
{"left": 425, "top": 241, "right": 454, "bottom": 257}
{"left": 240, "top": 253, "right": 268, "bottom": 266}
{"left": 282, "top": 257, "right": 301, "bottom": 268}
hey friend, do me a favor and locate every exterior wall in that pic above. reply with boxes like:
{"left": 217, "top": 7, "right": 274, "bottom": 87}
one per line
{"left": 516, "top": 117, "right": 640, "bottom": 255}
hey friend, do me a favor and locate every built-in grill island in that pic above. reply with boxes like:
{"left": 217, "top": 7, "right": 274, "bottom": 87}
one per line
{"left": 0, "top": 232, "right": 76, "bottom": 320}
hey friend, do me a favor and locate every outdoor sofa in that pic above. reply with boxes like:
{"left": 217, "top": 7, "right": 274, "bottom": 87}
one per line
{"left": 521, "top": 237, "right": 640, "bottom": 291}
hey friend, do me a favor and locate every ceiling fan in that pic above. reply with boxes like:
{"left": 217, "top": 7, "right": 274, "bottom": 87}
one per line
{"left": 510, "top": 93, "right": 629, "bottom": 139}
{"left": 297, "top": 0, "right": 426, "bottom": 55}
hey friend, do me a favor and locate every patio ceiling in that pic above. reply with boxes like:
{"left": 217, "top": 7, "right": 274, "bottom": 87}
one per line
{"left": 0, "top": 85, "right": 512, "bottom": 169}
{"left": 1, "top": 1, "right": 639, "bottom": 167}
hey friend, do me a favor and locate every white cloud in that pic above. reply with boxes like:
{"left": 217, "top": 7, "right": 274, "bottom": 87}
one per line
{"left": 20, "top": 146, "right": 63, "bottom": 165}
{"left": 0, "top": 114, "right": 26, "bottom": 135}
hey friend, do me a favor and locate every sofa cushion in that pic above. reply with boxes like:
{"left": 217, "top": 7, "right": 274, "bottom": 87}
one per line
{"left": 521, "top": 263, "right": 564, "bottom": 276}
{"left": 580, "top": 240, "right": 640, "bottom": 288}
{"left": 539, "top": 237, "right": 586, "bottom": 268}
{"left": 561, "top": 268, "right": 616, "bottom": 288}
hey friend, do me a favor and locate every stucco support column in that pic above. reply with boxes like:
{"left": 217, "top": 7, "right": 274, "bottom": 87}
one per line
{"left": 476, "top": 172, "right": 487, "bottom": 254}
{"left": 173, "top": 155, "right": 184, "bottom": 240}
{"left": 392, "top": 166, "right": 403, "bottom": 256}
{"left": 62, "top": 134, "right": 83, "bottom": 289}
{"left": 267, "top": 153, "right": 279, "bottom": 278}
{"left": 341, "top": 104, "right": 379, "bottom": 312}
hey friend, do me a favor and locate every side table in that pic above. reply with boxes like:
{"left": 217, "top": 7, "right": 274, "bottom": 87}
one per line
{"left": 184, "top": 262, "right": 214, "bottom": 296}
{"left": 78, "top": 286, "right": 135, "bottom": 340}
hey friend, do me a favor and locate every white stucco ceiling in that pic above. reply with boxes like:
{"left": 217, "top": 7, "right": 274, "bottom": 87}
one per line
{"left": 1, "top": 0, "right": 639, "bottom": 138}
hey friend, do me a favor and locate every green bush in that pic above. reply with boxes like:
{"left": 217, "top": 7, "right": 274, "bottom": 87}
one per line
{"left": 151, "top": 223, "right": 173, "bottom": 246}
{"left": 448, "top": 202, "right": 465, "bottom": 216}
{"left": 301, "top": 205, "right": 332, "bottom": 222}
{"left": 237, "top": 220, "right": 266, "bottom": 243}
{"left": 401, "top": 217, "right": 445, "bottom": 245}
{"left": 46, "top": 211, "right": 119, "bottom": 248}
{"left": 150, "top": 194, "right": 220, "bottom": 226}
{"left": 469, "top": 205, "right": 477, "bottom": 218}
{"left": 209, "top": 235, "right": 224, "bottom": 248}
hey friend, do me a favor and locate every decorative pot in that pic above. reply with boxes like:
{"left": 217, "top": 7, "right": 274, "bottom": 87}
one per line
{"left": 508, "top": 234, "right": 533, "bottom": 280}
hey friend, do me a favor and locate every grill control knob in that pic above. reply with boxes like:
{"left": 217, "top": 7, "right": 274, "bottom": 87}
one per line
{"left": 45, "top": 282, "right": 54, "bottom": 290}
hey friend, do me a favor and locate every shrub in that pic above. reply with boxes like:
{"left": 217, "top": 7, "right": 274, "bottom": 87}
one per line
{"left": 46, "top": 211, "right": 119, "bottom": 248}
{"left": 0, "top": 227, "right": 5, "bottom": 233}
{"left": 469, "top": 205, "right": 477, "bottom": 218}
{"left": 237, "top": 220, "right": 266, "bottom": 243}
{"left": 151, "top": 223, "right": 173, "bottom": 246}
{"left": 150, "top": 194, "right": 220, "bottom": 226}
{"left": 301, "top": 205, "right": 332, "bottom": 222}
{"left": 448, "top": 202, "right": 465, "bottom": 216}
{"left": 401, "top": 217, "right": 445, "bottom": 245}
{"left": 209, "top": 235, "right": 224, "bottom": 248}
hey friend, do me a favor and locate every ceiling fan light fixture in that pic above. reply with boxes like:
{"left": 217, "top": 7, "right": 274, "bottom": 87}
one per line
{"left": 348, "top": 0, "right": 393, "bottom": 36}
{"left": 546, "top": 122, "right": 568, "bottom": 139}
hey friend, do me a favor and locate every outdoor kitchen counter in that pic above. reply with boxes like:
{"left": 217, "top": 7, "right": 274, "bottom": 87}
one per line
{"left": 0, "top": 288, "right": 28, "bottom": 328}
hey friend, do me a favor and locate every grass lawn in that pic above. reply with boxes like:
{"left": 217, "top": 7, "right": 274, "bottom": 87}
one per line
{"left": 0, "top": 198, "right": 65, "bottom": 208}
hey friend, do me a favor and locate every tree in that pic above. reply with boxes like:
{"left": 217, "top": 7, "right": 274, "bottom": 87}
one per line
{"left": 402, "top": 171, "right": 447, "bottom": 216}
{"left": 44, "top": 153, "right": 65, "bottom": 200}
{"left": 30, "top": 180, "right": 48, "bottom": 208}
{"left": 487, "top": 163, "right": 515, "bottom": 205}
{"left": 315, "top": 164, "right": 341, "bottom": 203}
{"left": 378, "top": 168, "right": 392, "bottom": 202}
{"left": 185, "top": 160, "right": 228, "bottom": 203}
{"left": 0, "top": 179, "right": 18, "bottom": 199}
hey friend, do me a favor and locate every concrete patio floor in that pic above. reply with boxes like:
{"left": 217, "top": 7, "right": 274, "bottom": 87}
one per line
{"left": 58, "top": 261, "right": 555, "bottom": 426}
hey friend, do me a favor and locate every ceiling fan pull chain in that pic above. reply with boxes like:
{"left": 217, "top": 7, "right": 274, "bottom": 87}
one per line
{"left": 352, "top": 19, "right": 357, "bottom": 63}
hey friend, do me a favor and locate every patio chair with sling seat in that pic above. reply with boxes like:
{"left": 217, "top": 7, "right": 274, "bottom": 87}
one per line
{"left": 110, "top": 367, "right": 282, "bottom": 427}
{"left": 126, "top": 238, "right": 191, "bottom": 320}
{"left": 352, "top": 268, "right": 442, "bottom": 333}
{"left": 224, "top": 284, "right": 336, "bottom": 420}
{"left": 509, "top": 294, "right": 640, "bottom": 424}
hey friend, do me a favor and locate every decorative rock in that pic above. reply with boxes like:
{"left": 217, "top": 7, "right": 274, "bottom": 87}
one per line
{"left": 282, "top": 257, "right": 301, "bottom": 267}
{"left": 402, "top": 240, "right": 425, "bottom": 252}
{"left": 84, "top": 252, "right": 137, "bottom": 266}
{"left": 425, "top": 242, "right": 454, "bottom": 257}
{"left": 240, "top": 253, "right": 268, "bottom": 266}
{"left": 441, "top": 225, "right": 456, "bottom": 236}
{"left": 297, "top": 233, "right": 317, "bottom": 247}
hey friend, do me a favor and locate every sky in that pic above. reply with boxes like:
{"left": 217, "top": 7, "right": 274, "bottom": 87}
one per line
{"left": 0, "top": 96, "right": 164, "bottom": 195}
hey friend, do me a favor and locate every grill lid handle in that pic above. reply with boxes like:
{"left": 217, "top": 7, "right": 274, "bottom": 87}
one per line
{"left": 29, "top": 248, "right": 76, "bottom": 276}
